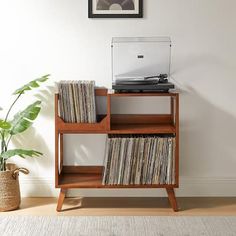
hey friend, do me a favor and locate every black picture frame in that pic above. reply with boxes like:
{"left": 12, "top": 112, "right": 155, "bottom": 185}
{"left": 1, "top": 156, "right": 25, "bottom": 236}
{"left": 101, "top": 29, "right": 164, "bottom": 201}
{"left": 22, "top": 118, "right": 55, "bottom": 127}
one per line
{"left": 88, "top": 0, "right": 143, "bottom": 18}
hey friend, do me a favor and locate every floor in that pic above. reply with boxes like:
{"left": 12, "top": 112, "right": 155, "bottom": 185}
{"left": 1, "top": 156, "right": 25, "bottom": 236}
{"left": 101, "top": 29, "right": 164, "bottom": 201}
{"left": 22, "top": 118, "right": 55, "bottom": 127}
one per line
{"left": 1, "top": 197, "right": 236, "bottom": 216}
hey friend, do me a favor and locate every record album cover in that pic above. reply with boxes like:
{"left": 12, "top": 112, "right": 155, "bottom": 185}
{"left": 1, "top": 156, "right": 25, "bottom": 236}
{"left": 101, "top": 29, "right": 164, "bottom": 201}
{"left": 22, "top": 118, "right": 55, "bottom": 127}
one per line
{"left": 96, "top": 0, "right": 135, "bottom": 11}
{"left": 88, "top": 0, "right": 142, "bottom": 18}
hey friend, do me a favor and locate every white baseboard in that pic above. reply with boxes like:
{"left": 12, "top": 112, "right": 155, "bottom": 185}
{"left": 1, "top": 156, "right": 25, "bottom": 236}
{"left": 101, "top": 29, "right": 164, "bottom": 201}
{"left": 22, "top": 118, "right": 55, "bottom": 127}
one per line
{"left": 19, "top": 177, "right": 236, "bottom": 197}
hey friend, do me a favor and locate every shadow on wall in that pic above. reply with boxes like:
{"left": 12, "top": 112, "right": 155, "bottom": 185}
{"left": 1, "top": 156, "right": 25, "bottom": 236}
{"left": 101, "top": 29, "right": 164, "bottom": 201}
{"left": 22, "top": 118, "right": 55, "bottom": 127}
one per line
{"left": 180, "top": 87, "right": 236, "bottom": 177}
{"left": 63, "top": 134, "right": 107, "bottom": 166}
{"left": 11, "top": 127, "right": 53, "bottom": 174}
{"left": 11, "top": 85, "right": 55, "bottom": 176}
{"left": 20, "top": 177, "right": 57, "bottom": 198}
{"left": 34, "top": 85, "right": 55, "bottom": 118}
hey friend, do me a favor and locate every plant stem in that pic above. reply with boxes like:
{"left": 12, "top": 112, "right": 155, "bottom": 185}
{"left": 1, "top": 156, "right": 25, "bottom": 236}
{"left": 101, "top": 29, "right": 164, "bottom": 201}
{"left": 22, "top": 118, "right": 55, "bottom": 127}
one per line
{"left": 1, "top": 93, "right": 22, "bottom": 171}
{"left": 1, "top": 93, "right": 22, "bottom": 158}
{"left": 1, "top": 130, "right": 7, "bottom": 153}
{"left": 4, "top": 92, "right": 22, "bottom": 122}
{"left": 0, "top": 155, "right": 5, "bottom": 171}
{"left": 6, "top": 134, "right": 12, "bottom": 150}
{"left": 0, "top": 131, "right": 5, "bottom": 153}
{"left": 0, "top": 131, "right": 6, "bottom": 171}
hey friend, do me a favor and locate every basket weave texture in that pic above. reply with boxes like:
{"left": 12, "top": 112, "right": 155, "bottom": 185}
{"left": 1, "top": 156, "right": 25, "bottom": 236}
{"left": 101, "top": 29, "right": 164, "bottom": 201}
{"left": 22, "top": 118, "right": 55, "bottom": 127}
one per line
{"left": 0, "top": 164, "right": 26, "bottom": 211}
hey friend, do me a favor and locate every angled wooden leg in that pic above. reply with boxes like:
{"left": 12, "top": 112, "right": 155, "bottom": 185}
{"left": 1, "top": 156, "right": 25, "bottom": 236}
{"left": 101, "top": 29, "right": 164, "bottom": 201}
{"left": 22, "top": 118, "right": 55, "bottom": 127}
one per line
{"left": 166, "top": 188, "right": 178, "bottom": 212}
{"left": 57, "top": 188, "right": 67, "bottom": 212}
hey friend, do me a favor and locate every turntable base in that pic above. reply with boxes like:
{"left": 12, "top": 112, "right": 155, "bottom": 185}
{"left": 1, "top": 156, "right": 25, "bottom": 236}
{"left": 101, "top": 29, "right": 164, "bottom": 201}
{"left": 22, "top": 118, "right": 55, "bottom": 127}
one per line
{"left": 112, "top": 82, "right": 175, "bottom": 93}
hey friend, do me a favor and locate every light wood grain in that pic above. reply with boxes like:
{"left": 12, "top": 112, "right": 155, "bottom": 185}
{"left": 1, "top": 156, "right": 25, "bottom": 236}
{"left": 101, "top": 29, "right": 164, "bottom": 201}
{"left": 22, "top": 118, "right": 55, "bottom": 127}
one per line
{"left": 1, "top": 197, "right": 236, "bottom": 216}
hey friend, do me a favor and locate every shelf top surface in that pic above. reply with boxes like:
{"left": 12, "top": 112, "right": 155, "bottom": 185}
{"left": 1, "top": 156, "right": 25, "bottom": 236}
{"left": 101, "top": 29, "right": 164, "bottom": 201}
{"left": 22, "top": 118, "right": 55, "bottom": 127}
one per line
{"left": 55, "top": 90, "right": 179, "bottom": 97}
{"left": 56, "top": 116, "right": 176, "bottom": 134}
{"left": 58, "top": 173, "right": 177, "bottom": 189}
{"left": 108, "top": 92, "right": 178, "bottom": 97}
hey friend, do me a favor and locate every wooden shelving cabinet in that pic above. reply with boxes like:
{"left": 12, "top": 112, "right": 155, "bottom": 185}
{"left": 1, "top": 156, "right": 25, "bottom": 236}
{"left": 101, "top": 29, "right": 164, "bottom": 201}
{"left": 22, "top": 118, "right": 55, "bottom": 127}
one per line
{"left": 55, "top": 88, "right": 179, "bottom": 211}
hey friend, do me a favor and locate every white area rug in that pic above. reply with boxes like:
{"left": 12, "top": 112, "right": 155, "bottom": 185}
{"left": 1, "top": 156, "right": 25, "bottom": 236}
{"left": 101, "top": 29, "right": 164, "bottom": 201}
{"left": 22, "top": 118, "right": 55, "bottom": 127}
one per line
{"left": 0, "top": 216, "right": 236, "bottom": 236}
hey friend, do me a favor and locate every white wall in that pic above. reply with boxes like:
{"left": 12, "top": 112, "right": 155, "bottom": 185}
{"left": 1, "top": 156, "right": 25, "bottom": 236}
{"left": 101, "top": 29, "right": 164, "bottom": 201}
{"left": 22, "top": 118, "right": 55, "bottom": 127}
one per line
{"left": 0, "top": 0, "right": 236, "bottom": 197}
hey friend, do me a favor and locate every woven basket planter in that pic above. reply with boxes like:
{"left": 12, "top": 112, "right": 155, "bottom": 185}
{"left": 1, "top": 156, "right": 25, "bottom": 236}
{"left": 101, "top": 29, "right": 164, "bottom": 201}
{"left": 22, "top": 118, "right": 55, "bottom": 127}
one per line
{"left": 0, "top": 163, "right": 29, "bottom": 212}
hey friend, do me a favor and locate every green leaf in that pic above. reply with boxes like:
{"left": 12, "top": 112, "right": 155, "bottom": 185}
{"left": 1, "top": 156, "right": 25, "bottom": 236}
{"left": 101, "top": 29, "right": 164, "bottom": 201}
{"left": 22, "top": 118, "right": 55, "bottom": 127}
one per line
{"left": 0, "top": 120, "right": 11, "bottom": 130}
{"left": 9, "top": 101, "right": 41, "bottom": 135}
{"left": 29, "top": 81, "right": 39, "bottom": 88}
{"left": 37, "top": 74, "right": 50, "bottom": 82}
{"left": 1, "top": 149, "right": 42, "bottom": 159}
{"left": 13, "top": 74, "right": 50, "bottom": 95}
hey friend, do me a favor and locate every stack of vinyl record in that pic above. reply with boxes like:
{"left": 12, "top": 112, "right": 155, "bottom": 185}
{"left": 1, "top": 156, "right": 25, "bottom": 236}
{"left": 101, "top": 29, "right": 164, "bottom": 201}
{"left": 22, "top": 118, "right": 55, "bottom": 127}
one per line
{"left": 102, "top": 135, "right": 175, "bottom": 185}
{"left": 58, "top": 80, "right": 96, "bottom": 123}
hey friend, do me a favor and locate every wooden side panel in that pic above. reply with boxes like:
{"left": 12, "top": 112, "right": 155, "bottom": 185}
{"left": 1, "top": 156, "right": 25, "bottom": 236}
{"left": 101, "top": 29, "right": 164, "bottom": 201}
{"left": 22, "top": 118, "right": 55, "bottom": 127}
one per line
{"left": 171, "top": 96, "right": 174, "bottom": 124}
{"left": 106, "top": 94, "right": 111, "bottom": 131}
{"left": 55, "top": 94, "right": 59, "bottom": 187}
{"left": 59, "top": 134, "right": 63, "bottom": 174}
{"left": 175, "top": 94, "right": 179, "bottom": 186}
{"left": 95, "top": 88, "right": 108, "bottom": 96}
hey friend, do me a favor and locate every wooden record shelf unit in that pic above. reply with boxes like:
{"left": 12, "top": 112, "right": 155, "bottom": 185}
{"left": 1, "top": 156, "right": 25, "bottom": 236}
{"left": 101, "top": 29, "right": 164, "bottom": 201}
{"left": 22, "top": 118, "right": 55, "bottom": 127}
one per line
{"left": 55, "top": 88, "right": 179, "bottom": 211}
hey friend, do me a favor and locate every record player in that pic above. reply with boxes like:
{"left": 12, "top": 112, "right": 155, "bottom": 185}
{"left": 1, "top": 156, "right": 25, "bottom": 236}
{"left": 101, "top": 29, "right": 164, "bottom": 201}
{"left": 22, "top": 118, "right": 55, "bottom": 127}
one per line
{"left": 112, "top": 37, "right": 175, "bottom": 92}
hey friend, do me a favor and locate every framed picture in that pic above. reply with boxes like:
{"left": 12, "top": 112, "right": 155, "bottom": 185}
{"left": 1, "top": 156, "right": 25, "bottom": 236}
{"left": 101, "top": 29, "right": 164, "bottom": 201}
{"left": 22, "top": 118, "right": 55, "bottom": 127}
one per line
{"left": 88, "top": 0, "right": 143, "bottom": 18}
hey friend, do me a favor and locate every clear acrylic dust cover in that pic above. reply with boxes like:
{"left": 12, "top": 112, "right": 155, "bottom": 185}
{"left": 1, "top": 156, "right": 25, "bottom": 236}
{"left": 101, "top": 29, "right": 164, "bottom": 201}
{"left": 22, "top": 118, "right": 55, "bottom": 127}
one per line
{"left": 112, "top": 37, "right": 171, "bottom": 84}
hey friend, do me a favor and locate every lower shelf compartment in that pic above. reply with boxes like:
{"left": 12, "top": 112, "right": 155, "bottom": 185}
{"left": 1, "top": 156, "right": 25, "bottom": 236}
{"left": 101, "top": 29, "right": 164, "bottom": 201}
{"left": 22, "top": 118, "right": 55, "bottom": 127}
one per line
{"left": 57, "top": 172, "right": 178, "bottom": 189}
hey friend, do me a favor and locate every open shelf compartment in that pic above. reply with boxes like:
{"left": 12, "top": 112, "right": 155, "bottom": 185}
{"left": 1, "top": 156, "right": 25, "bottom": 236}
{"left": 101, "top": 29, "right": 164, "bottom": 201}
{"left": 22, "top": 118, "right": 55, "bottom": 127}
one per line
{"left": 57, "top": 166, "right": 178, "bottom": 189}
{"left": 110, "top": 114, "right": 176, "bottom": 134}
{"left": 55, "top": 88, "right": 108, "bottom": 134}
{"left": 108, "top": 93, "right": 178, "bottom": 134}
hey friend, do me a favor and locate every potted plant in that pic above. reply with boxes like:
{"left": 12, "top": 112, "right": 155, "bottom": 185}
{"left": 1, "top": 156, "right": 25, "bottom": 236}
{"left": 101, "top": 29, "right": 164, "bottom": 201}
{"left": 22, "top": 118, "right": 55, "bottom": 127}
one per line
{"left": 0, "top": 74, "right": 50, "bottom": 211}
